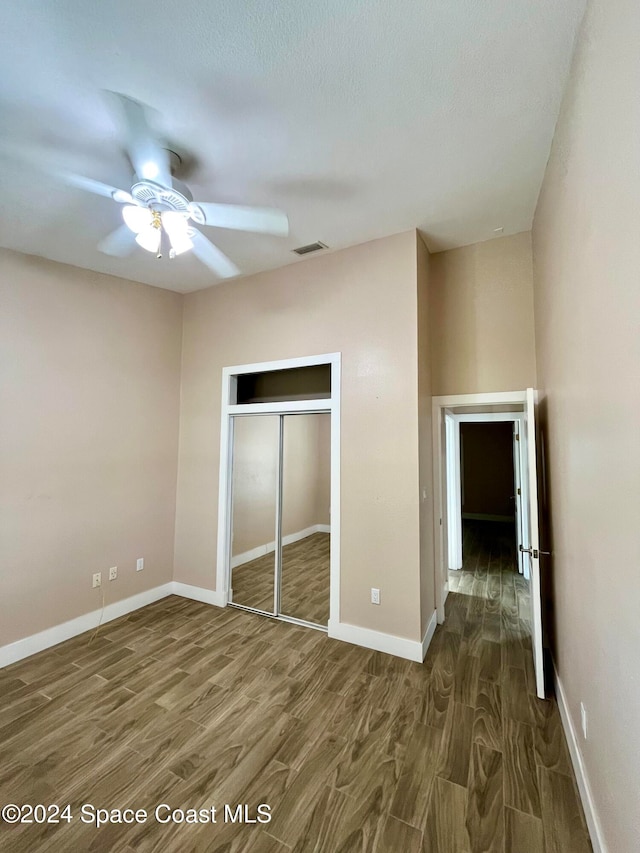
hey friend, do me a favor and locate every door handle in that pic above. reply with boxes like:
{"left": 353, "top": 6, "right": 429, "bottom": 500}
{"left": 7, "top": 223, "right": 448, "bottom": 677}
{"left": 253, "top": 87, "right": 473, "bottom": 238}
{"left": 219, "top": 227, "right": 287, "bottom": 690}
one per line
{"left": 519, "top": 545, "right": 552, "bottom": 558}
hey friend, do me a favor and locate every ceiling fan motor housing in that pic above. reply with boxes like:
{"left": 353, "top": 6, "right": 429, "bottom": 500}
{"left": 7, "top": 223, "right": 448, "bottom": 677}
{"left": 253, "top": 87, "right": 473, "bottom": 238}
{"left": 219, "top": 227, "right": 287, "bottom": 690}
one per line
{"left": 131, "top": 179, "right": 193, "bottom": 213}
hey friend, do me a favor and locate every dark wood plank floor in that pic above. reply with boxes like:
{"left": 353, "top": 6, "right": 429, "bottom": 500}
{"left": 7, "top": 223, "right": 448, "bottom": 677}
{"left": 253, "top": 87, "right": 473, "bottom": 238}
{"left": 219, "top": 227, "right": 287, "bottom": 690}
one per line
{"left": 232, "top": 532, "right": 330, "bottom": 626}
{"left": 0, "top": 521, "right": 591, "bottom": 852}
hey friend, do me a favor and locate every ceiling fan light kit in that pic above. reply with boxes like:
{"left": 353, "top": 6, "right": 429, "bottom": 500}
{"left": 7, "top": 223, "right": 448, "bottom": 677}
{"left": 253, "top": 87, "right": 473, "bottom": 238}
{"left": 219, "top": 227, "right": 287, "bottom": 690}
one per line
{"left": 37, "top": 92, "right": 290, "bottom": 279}
{"left": 121, "top": 200, "right": 194, "bottom": 259}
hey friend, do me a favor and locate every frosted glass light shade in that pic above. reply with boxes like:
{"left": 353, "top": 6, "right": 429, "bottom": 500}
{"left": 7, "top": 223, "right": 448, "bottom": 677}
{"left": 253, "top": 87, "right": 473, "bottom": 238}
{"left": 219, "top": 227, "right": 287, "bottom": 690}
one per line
{"left": 135, "top": 226, "right": 161, "bottom": 254}
{"left": 169, "top": 232, "right": 193, "bottom": 256}
{"left": 122, "top": 205, "right": 152, "bottom": 234}
{"left": 162, "top": 211, "right": 193, "bottom": 255}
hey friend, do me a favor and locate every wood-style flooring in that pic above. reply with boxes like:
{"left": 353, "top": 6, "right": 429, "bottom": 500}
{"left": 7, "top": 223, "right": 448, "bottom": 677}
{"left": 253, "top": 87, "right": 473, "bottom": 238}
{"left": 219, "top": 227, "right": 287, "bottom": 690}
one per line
{"left": 0, "top": 521, "right": 591, "bottom": 852}
{"left": 232, "top": 532, "right": 330, "bottom": 626}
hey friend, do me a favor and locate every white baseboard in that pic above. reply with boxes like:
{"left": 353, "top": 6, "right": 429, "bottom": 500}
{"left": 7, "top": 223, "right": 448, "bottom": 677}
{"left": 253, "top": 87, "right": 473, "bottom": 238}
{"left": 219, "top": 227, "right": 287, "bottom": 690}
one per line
{"left": 0, "top": 584, "right": 174, "bottom": 668}
{"left": 0, "top": 581, "right": 232, "bottom": 667}
{"left": 553, "top": 663, "right": 606, "bottom": 853}
{"left": 462, "top": 513, "right": 514, "bottom": 523}
{"left": 421, "top": 610, "right": 438, "bottom": 660}
{"left": 328, "top": 619, "right": 424, "bottom": 663}
{"left": 231, "top": 524, "right": 330, "bottom": 569}
{"left": 171, "top": 582, "right": 226, "bottom": 608}
{"left": 230, "top": 543, "right": 272, "bottom": 570}
{"left": 2, "top": 580, "right": 429, "bottom": 673}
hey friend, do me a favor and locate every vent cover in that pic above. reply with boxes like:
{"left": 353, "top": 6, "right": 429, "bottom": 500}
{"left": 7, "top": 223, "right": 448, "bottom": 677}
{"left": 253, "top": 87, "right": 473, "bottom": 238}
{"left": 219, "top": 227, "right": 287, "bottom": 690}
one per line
{"left": 292, "top": 241, "right": 328, "bottom": 255}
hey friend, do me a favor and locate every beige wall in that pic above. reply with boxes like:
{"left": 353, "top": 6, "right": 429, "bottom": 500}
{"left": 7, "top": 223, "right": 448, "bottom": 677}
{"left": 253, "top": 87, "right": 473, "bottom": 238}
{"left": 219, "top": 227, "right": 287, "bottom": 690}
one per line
{"left": 417, "top": 234, "right": 435, "bottom": 634}
{"left": 461, "top": 422, "right": 515, "bottom": 518}
{"left": 532, "top": 1, "right": 640, "bottom": 850}
{"left": 231, "top": 413, "right": 331, "bottom": 556}
{"left": 174, "top": 231, "right": 425, "bottom": 641}
{"left": 0, "top": 248, "right": 183, "bottom": 647}
{"left": 430, "top": 232, "right": 536, "bottom": 395}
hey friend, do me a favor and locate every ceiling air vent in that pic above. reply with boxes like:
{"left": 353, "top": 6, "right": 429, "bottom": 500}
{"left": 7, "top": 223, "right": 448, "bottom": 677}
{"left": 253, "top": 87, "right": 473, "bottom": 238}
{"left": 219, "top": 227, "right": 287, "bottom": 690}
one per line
{"left": 292, "top": 241, "right": 328, "bottom": 255}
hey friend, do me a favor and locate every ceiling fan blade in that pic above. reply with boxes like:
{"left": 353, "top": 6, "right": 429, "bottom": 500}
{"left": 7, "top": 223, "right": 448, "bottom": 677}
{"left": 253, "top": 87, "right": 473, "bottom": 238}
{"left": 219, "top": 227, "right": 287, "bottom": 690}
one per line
{"left": 98, "top": 225, "right": 137, "bottom": 257}
{"left": 55, "top": 172, "right": 133, "bottom": 203}
{"left": 190, "top": 202, "right": 289, "bottom": 236}
{"left": 108, "top": 92, "right": 172, "bottom": 187}
{"left": 0, "top": 142, "right": 133, "bottom": 202}
{"left": 191, "top": 230, "right": 240, "bottom": 278}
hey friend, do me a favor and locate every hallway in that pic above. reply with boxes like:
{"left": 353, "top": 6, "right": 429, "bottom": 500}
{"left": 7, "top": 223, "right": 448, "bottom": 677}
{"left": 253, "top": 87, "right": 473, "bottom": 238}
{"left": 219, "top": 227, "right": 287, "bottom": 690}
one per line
{"left": 442, "top": 520, "right": 591, "bottom": 851}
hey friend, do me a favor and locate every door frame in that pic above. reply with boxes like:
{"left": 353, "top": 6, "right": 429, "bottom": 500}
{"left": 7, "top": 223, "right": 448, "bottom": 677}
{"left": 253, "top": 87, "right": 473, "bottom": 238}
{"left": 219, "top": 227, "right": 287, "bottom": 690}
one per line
{"left": 432, "top": 391, "right": 529, "bottom": 623}
{"left": 216, "top": 353, "right": 341, "bottom": 629}
{"left": 445, "top": 411, "right": 463, "bottom": 570}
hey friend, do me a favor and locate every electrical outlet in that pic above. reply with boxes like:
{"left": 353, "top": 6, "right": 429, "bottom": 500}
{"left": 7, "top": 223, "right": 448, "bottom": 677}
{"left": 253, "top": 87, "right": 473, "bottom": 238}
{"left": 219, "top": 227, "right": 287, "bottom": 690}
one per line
{"left": 92, "top": 572, "right": 101, "bottom": 588}
{"left": 108, "top": 566, "right": 118, "bottom": 581}
{"left": 371, "top": 587, "right": 380, "bottom": 605}
{"left": 580, "top": 702, "right": 588, "bottom": 739}
{"left": 136, "top": 557, "right": 144, "bottom": 572}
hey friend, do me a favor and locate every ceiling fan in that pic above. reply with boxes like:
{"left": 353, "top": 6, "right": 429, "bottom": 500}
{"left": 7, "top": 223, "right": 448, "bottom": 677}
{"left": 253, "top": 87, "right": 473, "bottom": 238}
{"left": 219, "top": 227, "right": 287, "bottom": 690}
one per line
{"left": 52, "top": 93, "right": 290, "bottom": 278}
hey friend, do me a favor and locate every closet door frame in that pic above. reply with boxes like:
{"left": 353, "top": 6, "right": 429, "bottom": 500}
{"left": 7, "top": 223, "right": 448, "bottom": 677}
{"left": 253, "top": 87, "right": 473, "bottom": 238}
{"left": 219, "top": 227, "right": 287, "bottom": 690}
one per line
{"left": 217, "top": 353, "right": 340, "bottom": 632}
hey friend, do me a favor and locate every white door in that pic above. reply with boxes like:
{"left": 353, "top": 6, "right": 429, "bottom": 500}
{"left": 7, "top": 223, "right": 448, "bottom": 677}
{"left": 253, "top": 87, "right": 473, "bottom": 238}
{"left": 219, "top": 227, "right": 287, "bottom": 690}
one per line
{"left": 512, "top": 422, "right": 524, "bottom": 574}
{"left": 524, "top": 388, "right": 546, "bottom": 699}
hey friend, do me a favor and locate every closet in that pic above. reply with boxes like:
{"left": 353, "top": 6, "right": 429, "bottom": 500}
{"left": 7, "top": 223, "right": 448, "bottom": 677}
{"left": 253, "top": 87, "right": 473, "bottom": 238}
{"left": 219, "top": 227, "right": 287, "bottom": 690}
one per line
{"left": 229, "top": 412, "right": 331, "bottom": 627}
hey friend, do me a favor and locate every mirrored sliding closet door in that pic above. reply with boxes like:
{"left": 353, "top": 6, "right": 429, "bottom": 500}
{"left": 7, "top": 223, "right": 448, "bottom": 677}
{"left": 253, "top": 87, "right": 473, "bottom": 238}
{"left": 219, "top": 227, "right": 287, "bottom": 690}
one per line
{"left": 228, "top": 412, "right": 330, "bottom": 628}
{"left": 279, "top": 413, "right": 331, "bottom": 626}
{"left": 229, "top": 415, "right": 279, "bottom": 614}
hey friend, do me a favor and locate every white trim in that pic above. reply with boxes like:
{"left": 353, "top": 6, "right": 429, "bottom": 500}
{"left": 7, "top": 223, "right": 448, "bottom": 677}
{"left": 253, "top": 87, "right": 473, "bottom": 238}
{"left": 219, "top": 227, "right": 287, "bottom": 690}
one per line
{"left": 432, "top": 391, "right": 531, "bottom": 626}
{"left": 216, "top": 394, "right": 234, "bottom": 605}
{"left": 554, "top": 664, "right": 607, "bottom": 853}
{"left": 454, "top": 412, "right": 524, "bottom": 423}
{"left": 231, "top": 543, "right": 273, "bottom": 570}
{"left": 223, "top": 352, "right": 338, "bottom": 376}
{"left": 421, "top": 610, "right": 438, "bottom": 660}
{"left": 0, "top": 584, "right": 173, "bottom": 667}
{"left": 329, "top": 356, "right": 341, "bottom": 626}
{"left": 433, "top": 390, "right": 527, "bottom": 407}
{"left": 230, "top": 524, "right": 330, "bottom": 568}
{"left": 171, "top": 582, "right": 226, "bottom": 608}
{"left": 462, "top": 513, "right": 515, "bottom": 523}
{"left": 445, "top": 413, "right": 462, "bottom": 570}
{"left": 228, "top": 400, "right": 331, "bottom": 415}
{"left": 448, "top": 411, "right": 524, "bottom": 571}
{"left": 512, "top": 420, "right": 524, "bottom": 575}
{"left": 525, "top": 388, "right": 545, "bottom": 700}
{"left": 2, "top": 584, "right": 434, "bottom": 676}
{"left": 432, "top": 402, "right": 446, "bottom": 623}
{"left": 328, "top": 619, "right": 424, "bottom": 662}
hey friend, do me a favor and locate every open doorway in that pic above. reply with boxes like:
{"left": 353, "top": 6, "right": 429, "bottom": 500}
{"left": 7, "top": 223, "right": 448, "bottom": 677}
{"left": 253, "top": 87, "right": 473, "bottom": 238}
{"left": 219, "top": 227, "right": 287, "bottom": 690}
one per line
{"left": 453, "top": 419, "right": 522, "bottom": 602}
{"left": 447, "top": 414, "right": 530, "bottom": 582}
{"left": 433, "top": 390, "right": 547, "bottom": 698}
{"left": 440, "top": 408, "right": 531, "bottom": 586}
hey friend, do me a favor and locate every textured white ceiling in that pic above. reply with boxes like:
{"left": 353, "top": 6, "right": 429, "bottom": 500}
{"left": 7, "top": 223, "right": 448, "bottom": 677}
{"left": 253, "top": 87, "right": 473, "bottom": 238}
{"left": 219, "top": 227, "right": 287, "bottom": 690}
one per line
{"left": 0, "top": 0, "right": 585, "bottom": 292}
